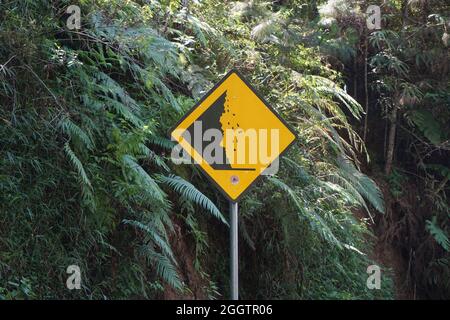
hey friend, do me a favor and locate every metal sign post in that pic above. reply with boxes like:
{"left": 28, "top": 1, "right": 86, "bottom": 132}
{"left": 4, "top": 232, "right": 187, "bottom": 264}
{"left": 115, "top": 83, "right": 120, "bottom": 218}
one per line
{"left": 230, "top": 201, "right": 239, "bottom": 300}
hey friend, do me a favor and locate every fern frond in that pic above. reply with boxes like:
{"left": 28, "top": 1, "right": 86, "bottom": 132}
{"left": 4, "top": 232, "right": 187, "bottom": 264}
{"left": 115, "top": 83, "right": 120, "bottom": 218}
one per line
{"left": 122, "top": 155, "right": 166, "bottom": 202}
{"left": 304, "top": 75, "right": 364, "bottom": 120}
{"left": 268, "top": 176, "right": 342, "bottom": 247}
{"left": 147, "top": 135, "right": 176, "bottom": 150}
{"left": 140, "top": 245, "right": 183, "bottom": 291}
{"left": 60, "top": 118, "right": 94, "bottom": 150}
{"left": 156, "top": 174, "right": 227, "bottom": 225}
{"left": 183, "top": 13, "right": 219, "bottom": 46}
{"left": 63, "top": 142, "right": 92, "bottom": 189}
{"left": 426, "top": 217, "right": 450, "bottom": 252}
{"left": 336, "top": 155, "right": 385, "bottom": 214}
{"left": 123, "top": 219, "right": 176, "bottom": 262}
{"left": 408, "top": 109, "right": 442, "bottom": 145}
{"left": 103, "top": 96, "right": 143, "bottom": 127}
{"left": 251, "top": 15, "right": 280, "bottom": 43}
{"left": 139, "top": 144, "right": 170, "bottom": 172}
{"left": 148, "top": 73, "right": 181, "bottom": 112}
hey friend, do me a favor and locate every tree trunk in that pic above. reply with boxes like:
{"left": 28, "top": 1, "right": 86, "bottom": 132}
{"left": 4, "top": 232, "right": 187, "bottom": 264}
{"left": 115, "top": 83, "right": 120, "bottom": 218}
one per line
{"left": 385, "top": 104, "right": 398, "bottom": 175}
{"left": 401, "top": 0, "right": 409, "bottom": 27}
{"left": 363, "top": 34, "right": 369, "bottom": 143}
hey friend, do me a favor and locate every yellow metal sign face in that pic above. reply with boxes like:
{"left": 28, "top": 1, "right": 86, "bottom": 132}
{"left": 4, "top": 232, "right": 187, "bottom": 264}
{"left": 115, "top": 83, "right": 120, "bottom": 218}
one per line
{"left": 171, "top": 70, "right": 296, "bottom": 202}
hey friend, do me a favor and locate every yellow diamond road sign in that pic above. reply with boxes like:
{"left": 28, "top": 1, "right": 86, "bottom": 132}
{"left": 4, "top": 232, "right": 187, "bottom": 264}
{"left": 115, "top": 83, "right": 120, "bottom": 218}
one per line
{"left": 171, "top": 70, "right": 297, "bottom": 202}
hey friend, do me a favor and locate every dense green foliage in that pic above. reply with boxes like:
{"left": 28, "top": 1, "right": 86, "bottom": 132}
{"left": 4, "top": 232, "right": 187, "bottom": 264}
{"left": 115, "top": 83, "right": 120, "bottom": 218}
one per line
{"left": 0, "top": 0, "right": 447, "bottom": 300}
{"left": 315, "top": 0, "right": 450, "bottom": 298}
{"left": 368, "top": 0, "right": 450, "bottom": 299}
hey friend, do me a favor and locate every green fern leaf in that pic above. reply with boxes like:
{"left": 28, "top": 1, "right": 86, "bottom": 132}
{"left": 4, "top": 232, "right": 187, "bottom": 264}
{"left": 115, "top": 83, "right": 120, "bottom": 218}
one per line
{"left": 426, "top": 217, "right": 450, "bottom": 251}
{"left": 156, "top": 174, "right": 227, "bottom": 225}
{"left": 123, "top": 219, "right": 176, "bottom": 262}
{"left": 60, "top": 118, "right": 94, "bottom": 150}
{"left": 268, "top": 176, "right": 342, "bottom": 247}
{"left": 122, "top": 155, "right": 166, "bottom": 202}
{"left": 140, "top": 245, "right": 183, "bottom": 291}
{"left": 410, "top": 110, "right": 442, "bottom": 145}
{"left": 63, "top": 142, "right": 92, "bottom": 189}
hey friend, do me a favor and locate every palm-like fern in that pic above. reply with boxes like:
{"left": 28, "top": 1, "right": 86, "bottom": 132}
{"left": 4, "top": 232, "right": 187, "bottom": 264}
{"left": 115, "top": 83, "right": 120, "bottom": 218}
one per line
{"left": 157, "top": 174, "right": 227, "bottom": 225}
{"left": 63, "top": 142, "right": 92, "bottom": 191}
{"left": 60, "top": 118, "right": 95, "bottom": 151}
{"left": 123, "top": 219, "right": 183, "bottom": 290}
{"left": 268, "top": 176, "right": 342, "bottom": 248}
{"left": 426, "top": 217, "right": 450, "bottom": 252}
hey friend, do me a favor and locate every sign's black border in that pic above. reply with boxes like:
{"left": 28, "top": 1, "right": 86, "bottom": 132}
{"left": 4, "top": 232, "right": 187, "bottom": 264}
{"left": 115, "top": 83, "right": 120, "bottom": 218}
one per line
{"left": 169, "top": 69, "right": 298, "bottom": 203}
